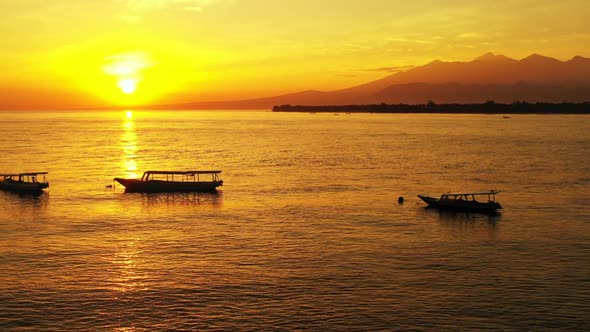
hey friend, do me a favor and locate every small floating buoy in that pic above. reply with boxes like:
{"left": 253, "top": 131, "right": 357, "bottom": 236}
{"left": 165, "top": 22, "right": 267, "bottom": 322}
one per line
{"left": 398, "top": 196, "right": 404, "bottom": 204}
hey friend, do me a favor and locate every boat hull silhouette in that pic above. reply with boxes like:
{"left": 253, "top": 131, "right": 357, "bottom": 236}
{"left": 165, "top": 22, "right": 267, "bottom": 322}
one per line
{"left": 418, "top": 191, "right": 502, "bottom": 214}
{"left": 114, "top": 178, "right": 222, "bottom": 193}
{"left": 114, "top": 170, "right": 223, "bottom": 193}
{"left": 0, "top": 172, "right": 49, "bottom": 193}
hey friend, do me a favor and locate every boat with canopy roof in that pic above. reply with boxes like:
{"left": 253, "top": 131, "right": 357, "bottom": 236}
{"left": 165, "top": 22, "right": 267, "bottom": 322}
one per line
{"left": 417, "top": 191, "right": 502, "bottom": 213}
{"left": 0, "top": 172, "right": 49, "bottom": 193}
{"left": 114, "top": 170, "right": 223, "bottom": 193}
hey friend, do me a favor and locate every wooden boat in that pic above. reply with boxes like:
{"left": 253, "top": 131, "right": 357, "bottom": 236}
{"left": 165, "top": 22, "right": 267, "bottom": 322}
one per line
{"left": 417, "top": 191, "right": 502, "bottom": 213}
{"left": 0, "top": 172, "right": 49, "bottom": 193}
{"left": 114, "top": 170, "right": 223, "bottom": 193}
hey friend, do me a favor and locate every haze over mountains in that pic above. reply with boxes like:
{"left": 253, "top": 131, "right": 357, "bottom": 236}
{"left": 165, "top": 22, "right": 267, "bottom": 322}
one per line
{"left": 157, "top": 53, "right": 590, "bottom": 109}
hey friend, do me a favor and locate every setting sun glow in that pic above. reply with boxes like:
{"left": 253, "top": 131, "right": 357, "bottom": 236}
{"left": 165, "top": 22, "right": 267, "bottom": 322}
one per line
{"left": 99, "top": 52, "right": 153, "bottom": 103}
{"left": 0, "top": 1, "right": 589, "bottom": 110}
{"left": 118, "top": 79, "right": 138, "bottom": 95}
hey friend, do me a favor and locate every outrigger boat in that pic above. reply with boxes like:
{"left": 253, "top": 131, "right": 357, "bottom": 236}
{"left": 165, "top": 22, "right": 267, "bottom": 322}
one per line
{"left": 0, "top": 172, "right": 49, "bottom": 193}
{"left": 417, "top": 191, "right": 502, "bottom": 213}
{"left": 114, "top": 170, "right": 223, "bottom": 193}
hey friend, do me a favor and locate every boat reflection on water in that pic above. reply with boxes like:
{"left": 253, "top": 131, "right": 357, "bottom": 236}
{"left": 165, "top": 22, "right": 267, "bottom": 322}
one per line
{"left": 430, "top": 208, "right": 501, "bottom": 237}
{"left": 138, "top": 191, "right": 223, "bottom": 209}
{"left": 0, "top": 190, "right": 49, "bottom": 216}
{"left": 1, "top": 189, "right": 49, "bottom": 201}
{"left": 435, "top": 208, "right": 501, "bottom": 223}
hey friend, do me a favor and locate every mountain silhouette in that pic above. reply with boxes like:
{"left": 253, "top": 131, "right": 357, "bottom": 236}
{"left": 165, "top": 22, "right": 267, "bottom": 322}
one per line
{"left": 150, "top": 53, "right": 590, "bottom": 109}
{"left": 360, "top": 52, "right": 590, "bottom": 86}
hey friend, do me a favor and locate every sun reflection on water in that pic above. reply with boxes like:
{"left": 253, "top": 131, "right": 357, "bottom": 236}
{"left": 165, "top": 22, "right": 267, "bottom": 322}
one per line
{"left": 108, "top": 240, "right": 149, "bottom": 295}
{"left": 121, "top": 110, "right": 139, "bottom": 179}
{"left": 112, "top": 328, "right": 144, "bottom": 332}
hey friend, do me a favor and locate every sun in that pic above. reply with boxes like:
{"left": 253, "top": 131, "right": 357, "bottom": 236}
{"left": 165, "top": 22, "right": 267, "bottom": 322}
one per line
{"left": 118, "top": 79, "right": 138, "bottom": 94}
{"left": 99, "top": 51, "right": 163, "bottom": 104}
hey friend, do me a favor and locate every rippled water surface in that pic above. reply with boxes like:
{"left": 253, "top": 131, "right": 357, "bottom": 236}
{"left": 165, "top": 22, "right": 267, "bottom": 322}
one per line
{"left": 1, "top": 111, "right": 589, "bottom": 331}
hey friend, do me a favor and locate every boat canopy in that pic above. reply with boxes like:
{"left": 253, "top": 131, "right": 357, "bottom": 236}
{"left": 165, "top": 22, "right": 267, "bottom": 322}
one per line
{"left": 1, "top": 172, "right": 48, "bottom": 178}
{"left": 140, "top": 170, "right": 222, "bottom": 182}
{"left": 444, "top": 191, "right": 500, "bottom": 196}
{"left": 143, "top": 170, "right": 222, "bottom": 175}
{"left": 441, "top": 191, "right": 500, "bottom": 202}
{"left": 0, "top": 172, "right": 49, "bottom": 186}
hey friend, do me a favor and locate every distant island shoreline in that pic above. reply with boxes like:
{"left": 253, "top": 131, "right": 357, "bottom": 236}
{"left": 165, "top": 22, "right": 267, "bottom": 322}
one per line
{"left": 272, "top": 102, "right": 590, "bottom": 114}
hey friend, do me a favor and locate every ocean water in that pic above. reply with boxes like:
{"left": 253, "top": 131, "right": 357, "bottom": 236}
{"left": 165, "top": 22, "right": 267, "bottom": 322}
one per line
{"left": 0, "top": 110, "right": 589, "bottom": 331}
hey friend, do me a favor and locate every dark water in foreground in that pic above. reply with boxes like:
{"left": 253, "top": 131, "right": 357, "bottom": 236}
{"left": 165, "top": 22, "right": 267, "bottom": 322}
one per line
{"left": 1, "top": 111, "right": 589, "bottom": 331}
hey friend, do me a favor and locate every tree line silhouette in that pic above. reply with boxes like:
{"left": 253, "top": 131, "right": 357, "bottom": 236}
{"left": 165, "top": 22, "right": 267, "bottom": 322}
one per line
{"left": 272, "top": 101, "right": 590, "bottom": 114}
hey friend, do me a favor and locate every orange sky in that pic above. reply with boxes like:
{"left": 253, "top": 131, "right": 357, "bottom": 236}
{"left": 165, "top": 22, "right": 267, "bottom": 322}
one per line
{"left": 1, "top": 0, "right": 589, "bottom": 109}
